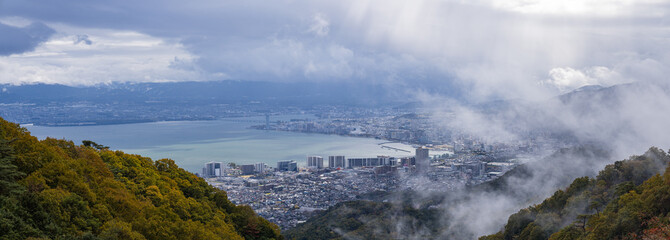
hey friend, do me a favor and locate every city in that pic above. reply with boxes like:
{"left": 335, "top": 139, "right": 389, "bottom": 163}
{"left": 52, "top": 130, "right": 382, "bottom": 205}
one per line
{"left": 2, "top": 0, "right": 669, "bottom": 239}
{"left": 200, "top": 144, "right": 527, "bottom": 230}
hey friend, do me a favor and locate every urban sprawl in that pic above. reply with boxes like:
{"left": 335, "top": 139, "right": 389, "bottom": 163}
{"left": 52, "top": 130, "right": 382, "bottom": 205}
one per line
{"left": 202, "top": 143, "right": 530, "bottom": 230}
{"left": 197, "top": 109, "right": 565, "bottom": 230}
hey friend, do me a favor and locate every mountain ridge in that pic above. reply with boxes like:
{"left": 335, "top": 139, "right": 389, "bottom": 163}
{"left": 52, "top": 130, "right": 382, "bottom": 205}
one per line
{"left": 0, "top": 81, "right": 425, "bottom": 106}
{"left": 481, "top": 147, "right": 670, "bottom": 240}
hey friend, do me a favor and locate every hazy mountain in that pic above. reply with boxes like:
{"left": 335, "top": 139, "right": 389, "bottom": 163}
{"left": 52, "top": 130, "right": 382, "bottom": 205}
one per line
{"left": 0, "top": 81, "right": 436, "bottom": 107}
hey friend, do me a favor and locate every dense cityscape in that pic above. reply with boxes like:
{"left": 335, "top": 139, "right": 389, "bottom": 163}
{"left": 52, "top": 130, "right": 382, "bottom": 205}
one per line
{"left": 202, "top": 142, "right": 529, "bottom": 229}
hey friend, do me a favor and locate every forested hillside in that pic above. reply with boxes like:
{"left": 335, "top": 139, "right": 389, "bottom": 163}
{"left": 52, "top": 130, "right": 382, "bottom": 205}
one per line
{"left": 0, "top": 117, "right": 283, "bottom": 240}
{"left": 285, "top": 146, "right": 612, "bottom": 239}
{"left": 481, "top": 147, "right": 670, "bottom": 240}
{"left": 286, "top": 147, "right": 669, "bottom": 240}
{"left": 285, "top": 199, "right": 442, "bottom": 239}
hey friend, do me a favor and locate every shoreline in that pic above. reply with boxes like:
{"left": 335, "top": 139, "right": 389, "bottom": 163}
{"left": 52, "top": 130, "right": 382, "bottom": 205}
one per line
{"left": 259, "top": 127, "right": 421, "bottom": 147}
{"left": 24, "top": 116, "right": 422, "bottom": 148}
{"left": 21, "top": 115, "right": 270, "bottom": 127}
{"left": 21, "top": 113, "right": 316, "bottom": 127}
{"left": 25, "top": 117, "right": 418, "bottom": 173}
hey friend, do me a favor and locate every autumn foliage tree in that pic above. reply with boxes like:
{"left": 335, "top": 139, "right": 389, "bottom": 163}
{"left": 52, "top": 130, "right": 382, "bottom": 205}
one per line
{"left": 0, "top": 117, "right": 283, "bottom": 240}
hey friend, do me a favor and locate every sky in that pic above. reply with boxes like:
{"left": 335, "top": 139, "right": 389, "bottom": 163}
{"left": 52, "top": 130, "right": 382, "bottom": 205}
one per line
{"left": 1, "top": 0, "right": 669, "bottom": 101}
{"left": 3, "top": 1, "right": 670, "bottom": 237}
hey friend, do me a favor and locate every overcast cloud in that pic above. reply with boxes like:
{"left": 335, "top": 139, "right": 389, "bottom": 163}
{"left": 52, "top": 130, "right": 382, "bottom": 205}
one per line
{"left": 1, "top": 0, "right": 669, "bottom": 101}
{"left": 3, "top": 1, "right": 670, "bottom": 238}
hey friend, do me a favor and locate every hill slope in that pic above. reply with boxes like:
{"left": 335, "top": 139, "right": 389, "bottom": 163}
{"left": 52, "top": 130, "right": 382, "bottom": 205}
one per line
{"left": 0, "top": 117, "right": 283, "bottom": 240}
{"left": 285, "top": 147, "right": 669, "bottom": 239}
{"left": 481, "top": 147, "right": 670, "bottom": 240}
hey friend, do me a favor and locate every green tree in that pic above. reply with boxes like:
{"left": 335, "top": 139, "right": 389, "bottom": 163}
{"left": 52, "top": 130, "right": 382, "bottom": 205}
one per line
{"left": 0, "top": 138, "right": 24, "bottom": 196}
{"left": 0, "top": 117, "right": 283, "bottom": 240}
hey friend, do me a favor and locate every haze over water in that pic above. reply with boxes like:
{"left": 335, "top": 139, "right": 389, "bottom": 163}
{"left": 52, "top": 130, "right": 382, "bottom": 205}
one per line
{"left": 24, "top": 115, "right": 415, "bottom": 173}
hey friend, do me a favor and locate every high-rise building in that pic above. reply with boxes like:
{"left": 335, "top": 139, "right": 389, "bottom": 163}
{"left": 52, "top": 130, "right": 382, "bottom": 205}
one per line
{"left": 347, "top": 157, "right": 380, "bottom": 168}
{"left": 415, "top": 147, "right": 430, "bottom": 172}
{"left": 389, "top": 158, "right": 398, "bottom": 166}
{"left": 254, "top": 162, "right": 267, "bottom": 173}
{"left": 240, "top": 164, "right": 255, "bottom": 175}
{"left": 374, "top": 165, "right": 397, "bottom": 175}
{"left": 347, "top": 158, "right": 363, "bottom": 168}
{"left": 400, "top": 157, "right": 415, "bottom": 166}
{"left": 328, "top": 156, "right": 346, "bottom": 168}
{"left": 277, "top": 160, "right": 290, "bottom": 171}
{"left": 277, "top": 160, "right": 298, "bottom": 172}
{"left": 467, "top": 162, "right": 486, "bottom": 177}
{"left": 307, "top": 156, "right": 324, "bottom": 169}
{"left": 204, "top": 161, "right": 224, "bottom": 177}
{"left": 378, "top": 155, "right": 396, "bottom": 166}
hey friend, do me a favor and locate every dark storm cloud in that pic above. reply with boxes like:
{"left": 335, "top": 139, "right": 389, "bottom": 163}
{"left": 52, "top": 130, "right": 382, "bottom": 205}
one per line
{"left": 1, "top": 0, "right": 670, "bottom": 99}
{"left": 2, "top": 1, "right": 670, "bottom": 238}
{"left": 0, "top": 22, "right": 55, "bottom": 55}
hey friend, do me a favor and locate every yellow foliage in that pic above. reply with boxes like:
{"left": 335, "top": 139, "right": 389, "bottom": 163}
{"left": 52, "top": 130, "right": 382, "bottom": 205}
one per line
{"left": 0, "top": 117, "right": 283, "bottom": 240}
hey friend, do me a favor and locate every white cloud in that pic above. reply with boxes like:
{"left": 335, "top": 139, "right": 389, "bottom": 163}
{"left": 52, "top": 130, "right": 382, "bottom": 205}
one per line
{"left": 544, "top": 66, "right": 626, "bottom": 93}
{"left": 486, "top": 0, "right": 668, "bottom": 17}
{"left": 335, "top": 0, "right": 670, "bottom": 100}
{"left": 0, "top": 16, "right": 32, "bottom": 27}
{"left": 308, "top": 13, "right": 330, "bottom": 37}
{"left": 0, "top": 22, "right": 207, "bottom": 86}
{"left": 1, "top": 0, "right": 669, "bottom": 101}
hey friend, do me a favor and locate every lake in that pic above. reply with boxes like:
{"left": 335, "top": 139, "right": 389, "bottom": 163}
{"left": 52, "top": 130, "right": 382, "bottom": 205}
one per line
{"left": 23, "top": 115, "right": 415, "bottom": 173}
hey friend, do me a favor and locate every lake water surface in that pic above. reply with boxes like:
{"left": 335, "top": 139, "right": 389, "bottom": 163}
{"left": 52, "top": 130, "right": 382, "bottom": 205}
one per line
{"left": 24, "top": 115, "right": 415, "bottom": 173}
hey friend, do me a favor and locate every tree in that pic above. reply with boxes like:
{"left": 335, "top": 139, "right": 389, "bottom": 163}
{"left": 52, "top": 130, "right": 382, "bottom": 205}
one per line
{"left": 82, "top": 140, "right": 109, "bottom": 150}
{"left": 0, "top": 139, "right": 24, "bottom": 196}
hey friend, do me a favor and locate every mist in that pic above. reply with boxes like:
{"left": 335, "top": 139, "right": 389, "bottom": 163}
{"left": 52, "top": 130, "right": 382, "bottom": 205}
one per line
{"left": 395, "top": 79, "right": 670, "bottom": 239}
{"left": 3, "top": 0, "right": 670, "bottom": 238}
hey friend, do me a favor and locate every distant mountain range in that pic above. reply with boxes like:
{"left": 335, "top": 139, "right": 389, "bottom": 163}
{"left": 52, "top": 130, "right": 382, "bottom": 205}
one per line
{"left": 469, "top": 82, "right": 667, "bottom": 145}
{"left": 0, "top": 80, "right": 439, "bottom": 125}
{"left": 0, "top": 80, "right": 446, "bottom": 107}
